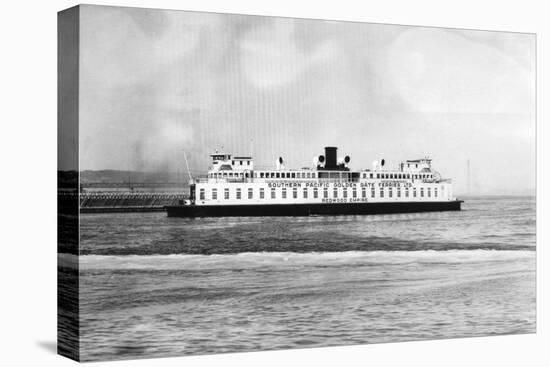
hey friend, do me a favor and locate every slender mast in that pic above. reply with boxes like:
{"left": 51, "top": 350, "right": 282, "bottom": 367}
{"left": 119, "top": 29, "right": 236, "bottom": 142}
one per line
{"left": 182, "top": 149, "right": 192, "bottom": 181}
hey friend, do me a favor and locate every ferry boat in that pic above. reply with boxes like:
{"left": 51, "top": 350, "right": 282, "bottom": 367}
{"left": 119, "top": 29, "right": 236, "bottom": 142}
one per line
{"left": 166, "top": 146, "right": 462, "bottom": 217}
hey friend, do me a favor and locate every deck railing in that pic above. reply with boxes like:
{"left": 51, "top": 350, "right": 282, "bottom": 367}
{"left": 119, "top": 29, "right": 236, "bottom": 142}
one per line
{"left": 193, "top": 177, "right": 452, "bottom": 184}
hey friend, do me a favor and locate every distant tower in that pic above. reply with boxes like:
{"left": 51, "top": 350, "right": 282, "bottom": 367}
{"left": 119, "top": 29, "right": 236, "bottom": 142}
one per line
{"left": 467, "top": 158, "right": 471, "bottom": 195}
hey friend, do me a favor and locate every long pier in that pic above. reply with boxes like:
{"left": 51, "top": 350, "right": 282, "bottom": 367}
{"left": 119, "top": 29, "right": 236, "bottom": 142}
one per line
{"left": 59, "top": 192, "right": 186, "bottom": 213}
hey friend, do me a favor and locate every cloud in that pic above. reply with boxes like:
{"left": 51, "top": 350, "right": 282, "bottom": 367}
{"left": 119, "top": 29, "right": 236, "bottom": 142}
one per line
{"left": 385, "top": 28, "right": 534, "bottom": 115}
{"left": 239, "top": 18, "right": 337, "bottom": 88}
{"left": 79, "top": 6, "right": 225, "bottom": 171}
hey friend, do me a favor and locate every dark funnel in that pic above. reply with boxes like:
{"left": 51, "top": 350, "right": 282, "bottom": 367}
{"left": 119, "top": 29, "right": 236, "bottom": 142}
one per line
{"left": 324, "top": 146, "right": 337, "bottom": 170}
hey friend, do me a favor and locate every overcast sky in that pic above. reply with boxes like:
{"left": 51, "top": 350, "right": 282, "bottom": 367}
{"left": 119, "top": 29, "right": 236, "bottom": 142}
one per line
{"left": 79, "top": 5, "right": 535, "bottom": 195}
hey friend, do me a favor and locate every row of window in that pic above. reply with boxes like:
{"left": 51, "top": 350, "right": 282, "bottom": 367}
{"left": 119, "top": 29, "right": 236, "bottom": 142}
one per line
{"left": 258, "top": 171, "right": 317, "bottom": 179}
{"left": 372, "top": 172, "right": 432, "bottom": 180}
{"left": 256, "top": 171, "right": 432, "bottom": 180}
{"left": 199, "top": 186, "right": 442, "bottom": 201}
{"left": 209, "top": 172, "right": 250, "bottom": 179}
{"left": 232, "top": 160, "right": 251, "bottom": 166}
{"left": 380, "top": 187, "right": 439, "bottom": 198}
{"left": 208, "top": 171, "right": 433, "bottom": 180}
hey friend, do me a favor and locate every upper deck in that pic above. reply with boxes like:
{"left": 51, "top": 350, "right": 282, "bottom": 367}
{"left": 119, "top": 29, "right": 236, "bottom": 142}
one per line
{"left": 194, "top": 147, "right": 447, "bottom": 185}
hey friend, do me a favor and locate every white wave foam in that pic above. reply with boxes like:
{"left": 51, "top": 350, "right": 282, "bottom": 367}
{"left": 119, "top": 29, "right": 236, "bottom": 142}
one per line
{"left": 75, "top": 250, "right": 535, "bottom": 271}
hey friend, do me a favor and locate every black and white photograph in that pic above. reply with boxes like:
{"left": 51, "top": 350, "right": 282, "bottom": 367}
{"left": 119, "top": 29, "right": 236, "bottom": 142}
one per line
{"left": 55, "top": 3, "right": 537, "bottom": 364}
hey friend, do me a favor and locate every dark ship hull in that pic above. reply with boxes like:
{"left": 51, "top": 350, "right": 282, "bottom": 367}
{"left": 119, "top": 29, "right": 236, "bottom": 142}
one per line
{"left": 166, "top": 200, "right": 463, "bottom": 217}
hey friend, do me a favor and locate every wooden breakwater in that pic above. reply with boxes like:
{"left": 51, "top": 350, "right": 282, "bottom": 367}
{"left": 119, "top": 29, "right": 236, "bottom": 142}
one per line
{"left": 59, "top": 192, "right": 186, "bottom": 213}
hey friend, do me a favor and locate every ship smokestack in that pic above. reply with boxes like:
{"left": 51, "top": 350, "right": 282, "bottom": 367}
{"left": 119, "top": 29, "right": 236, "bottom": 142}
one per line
{"left": 324, "top": 146, "right": 337, "bottom": 170}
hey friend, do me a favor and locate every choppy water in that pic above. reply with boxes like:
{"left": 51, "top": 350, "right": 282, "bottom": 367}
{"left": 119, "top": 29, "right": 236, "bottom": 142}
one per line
{"left": 61, "top": 196, "right": 536, "bottom": 361}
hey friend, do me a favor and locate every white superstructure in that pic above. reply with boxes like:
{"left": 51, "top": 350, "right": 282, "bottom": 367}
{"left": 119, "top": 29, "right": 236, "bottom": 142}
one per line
{"left": 188, "top": 147, "right": 455, "bottom": 206}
